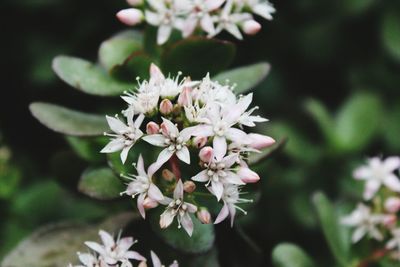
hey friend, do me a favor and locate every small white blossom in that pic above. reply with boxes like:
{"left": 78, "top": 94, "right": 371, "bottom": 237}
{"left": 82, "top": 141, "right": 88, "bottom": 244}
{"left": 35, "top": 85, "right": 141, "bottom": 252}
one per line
{"left": 354, "top": 156, "right": 400, "bottom": 200}
{"left": 341, "top": 203, "right": 386, "bottom": 243}
{"left": 387, "top": 228, "right": 400, "bottom": 260}
{"left": 121, "top": 155, "right": 164, "bottom": 218}
{"left": 159, "top": 180, "right": 198, "bottom": 236}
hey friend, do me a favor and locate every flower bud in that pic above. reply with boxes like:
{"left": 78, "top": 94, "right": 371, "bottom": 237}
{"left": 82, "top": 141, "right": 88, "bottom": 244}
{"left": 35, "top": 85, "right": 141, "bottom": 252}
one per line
{"left": 197, "top": 208, "right": 211, "bottom": 224}
{"left": 248, "top": 133, "right": 275, "bottom": 150}
{"left": 242, "top": 20, "right": 261, "bottom": 35}
{"left": 178, "top": 87, "right": 192, "bottom": 106}
{"left": 146, "top": 121, "right": 160, "bottom": 134}
{"left": 162, "top": 169, "right": 175, "bottom": 182}
{"left": 385, "top": 197, "right": 400, "bottom": 213}
{"left": 199, "top": 146, "right": 213, "bottom": 163}
{"left": 126, "top": 0, "right": 143, "bottom": 6}
{"left": 138, "top": 261, "right": 147, "bottom": 267}
{"left": 238, "top": 167, "right": 260, "bottom": 183}
{"left": 116, "top": 8, "right": 143, "bottom": 26}
{"left": 193, "top": 136, "right": 207, "bottom": 148}
{"left": 160, "top": 99, "right": 173, "bottom": 115}
{"left": 183, "top": 181, "right": 196, "bottom": 193}
{"left": 383, "top": 214, "right": 397, "bottom": 228}
{"left": 143, "top": 197, "right": 159, "bottom": 209}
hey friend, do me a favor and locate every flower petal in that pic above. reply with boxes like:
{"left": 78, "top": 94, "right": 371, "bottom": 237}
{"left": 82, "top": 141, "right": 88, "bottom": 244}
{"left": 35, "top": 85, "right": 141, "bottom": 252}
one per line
{"left": 142, "top": 134, "right": 167, "bottom": 147}
{"left": 181, "top": 213, "right": 194, "bottom": 236}
{"left": 213, "top": 136, "right": 227, "bottom": 161}
{"left": 176, "top": 146, "right": 190, "bottom": 164}
{"left": 174, "top": 180, "right": 184, "bottom": 199}
{"left": 192, "top": 170, "right": 209, "bottom": 182}
{"left": 384, "top": 174, "right": 400, "bottom": 192}
{"left": 150, "top": 251, "right": 162, "bottom": 267}
{"left": 148, "top": 183, "right": 164, "bottom": 202}
{"left": 214, "top": 202, "right": 229, "bottom": 224}
{"left": 211, "top": 180, "right": 224, "bottom": 201}
{"left": 126, "top": 251, "right": 146, "bottom": 261}
{"left": 101, "top": 139, "right": 125, "bottom": 153}
{"left": 156, "top": 148, "right": 174, "bottom": 166}
{"left": 137, "top": 193, "right": 146, "bottom": 218}
{"left": 106, "top": 115, "right": 127, "bottom": 133}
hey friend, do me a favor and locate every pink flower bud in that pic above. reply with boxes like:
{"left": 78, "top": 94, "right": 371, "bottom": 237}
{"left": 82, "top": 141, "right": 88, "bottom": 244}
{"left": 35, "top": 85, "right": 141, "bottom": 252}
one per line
{"left": 248, "top": 133, "right": 275, "bottom": 150}
{"left": 116, "top": 8, "right": 143, "bottom": 26}
{"left": 199, "top": 146, "right": 213, "bottom": 163}
{"left": 238, "top": 167, "right": 260, "bottom": 183}
{"left": 162, "top": 169, "right": 175, "bottom": 181}
{"left": 160, "top": 99, "right": 173, "bottom": 115}
{"left": 146, "top": 121, "right": 160, "bottom": 134}
{"left": 143, "top": 197, "right": 159, "bottom": 209}
{"left": 193, "top": 136, "right": 207, "bottom": 148}
{"left": 126, "top": 0, "right": 143, "bottom": 6}
{"left": 242, "top": 20, "right": 262, "bottom": 35}
{"left": 184, "top": 181, "right": 196, "bottom": 193}
{"left": 383, "top": 214, "right": 397, "bottom": 228}
{"left": 178, "top": 87, "right": 192, "bottom": 106}
{"left": 197, "top": 208, "right": 211, "bottom": 224}
{"left": 385, "top": 197, "right": 400, "bottom": 213}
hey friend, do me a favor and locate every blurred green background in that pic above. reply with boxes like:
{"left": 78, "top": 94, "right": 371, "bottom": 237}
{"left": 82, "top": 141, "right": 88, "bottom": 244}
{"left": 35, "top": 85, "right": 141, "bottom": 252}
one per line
{"left": 1, "top": 0, "right": 400, "bottom": 266}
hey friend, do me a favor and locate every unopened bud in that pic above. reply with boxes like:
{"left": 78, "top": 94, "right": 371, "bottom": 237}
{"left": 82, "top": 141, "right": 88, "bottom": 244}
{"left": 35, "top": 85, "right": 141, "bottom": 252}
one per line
{"left": 193, "top": 136, "right": 207, "bottom": 148}
{"left": 242, "top": 20, "right": 261, "bottom": 35}
{"left": 143, "top": 197, "right": 159, "bottom": 209}
{"left": 385, "top": 197, "right": 400, "bottom": 213}
{"left": 197, "top": 208, "right": 211, "bottom": 224}
{"left": 238, "top": 167, "right": 260, "bottom": 183}
{"left": 248, "top": 133, "right": 275, "bottom": 150}
{"left": 146, "top": 121, "right": 160, "bottom": 134}
{"left": 126, "top": 0, "right": 143, "bottom": 6}
{"left": 178, "top": 87, "right": 192, "bottom": 106}
{"left": 160, "top": 99, "right": 173, "bottom": 115}
{"left": 199, "top": 146, "right": 213, "bottom": 163}
{"left": 116, "top": 8, "right": 143, "bottom": 26}
{"left": 162, "top": 169, "right": 175, "bottom": 182}
{"left": 383, "top": 214, "right": 397, "bottom": 228}
{"left": 183, "top": 181, "right": 196, "bottom": 193}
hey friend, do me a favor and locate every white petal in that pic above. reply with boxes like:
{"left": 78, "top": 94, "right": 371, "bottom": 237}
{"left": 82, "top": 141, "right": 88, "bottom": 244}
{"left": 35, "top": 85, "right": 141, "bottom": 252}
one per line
{"left": 160, "top": 210, "right": 175, "bottom": 228}
{"left": 161, "top": 118, "right": 180, "bottom": 137}
{"left": 157, "top": 24, "right": 172, "bottom": 45}
{"left": 136, "top": 154, "right": 146, "bottom": 177}
{"left": 176, "top": 146, "right": 190, "bottom": 164}
{"left": 118, "top": 236, "right": 134, "bottom": 252}
{"left": 181, "top": 213, "right": 194, "bottom": 236}
{"left": 226, "top": 128, "right": 248, "bottom": 144}
{"left": 142, "top": 134, "right": 167, "bottom": 147}
{"left": 101, "top": 139, "right": 125, "bottom": 153}
{"left": 211, "top": 180, "right": 224, "bottom": 201}
{"left": 200, "top": 14, "right": 215, "bottom": 34}
{"left": 224, "top": 172, "right": 245, "bottom": 185}
{"left": 151, "top": 251, "right": 162, "bottom": 267}
{"left": 384, "top": 174, "right": 400, "bottom": 192}
{"left": 145, "top": 10, "right": 162, "bottom": 26}
{"left": 185, "top": 202, "right": 198, "bottom": 213}
{"left": 213, "top": 136, "right": 227, "bottom": 161}
{"left": 120, "top": 144, "right": 133, "bottom": 164}
{"left": 134, "top": 113, "right": 145, "bottom": 128}
{"left": 214, "top": 202, "right": 229, "bottom": 224}
{"left": 148, "top": 183, "right": 164, "bottom": 202}
{"left": 125, "top": 251, "right": 146, "bottom": 261}
{"left": 363, "top": 180, "right": 381, "bottom": 200}
{"left": 99, "top": 230, "right": 115, "bottom": 248}
{"left": 191, "top": 125, "right": 214, "bottom": 137}
{"left": 228, "top": 203, "right": 236, "bottom": 227}
{"left": 222, "top": 154, "right": 239, "bottom": 168}
{"left": 225, "top": 23, "right": 243, "bottom": 40}
{"left": 84, "top": 241, "right": 105, "bottom": 255}
{"left": 174, "top": 180, "right": 184, "bottom": 199}
{"left": 192, "top": 170, "right": 209, "bottom": 182}
{"left": 384, "top": 156, "right": 400, "bottom": 172}
{"left": 353, "top": 166, "right": 371, "bottom": 180}
{"left": 156, "top": 148, "right": 174, "bottom": 166}
{"left": 205, "top": 0, "right": 224, "bottom": 11}
{"left": 137, "top": 193, "right": 146, "bottom": 218}
{"left": 106, "top": 115, "right": 127, "bottom": 133}
{"left": 253, "top": 3, "right": 275, "bottom": 20}
{"left": 352, "top": 226, "right": 367, "bottom": 243}
{"left": 182, "top": 16, "right": 198, "bottom": 37}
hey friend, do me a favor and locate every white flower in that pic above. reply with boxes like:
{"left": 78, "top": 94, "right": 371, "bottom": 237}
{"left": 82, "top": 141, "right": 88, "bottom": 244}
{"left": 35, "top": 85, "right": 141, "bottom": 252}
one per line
{"left": 236, "top": 94, "right": 268, "bottom": 127}
{"left": 354, "top": 156, "right": 400, "bottom": 200}
{"left": 142, "top": 118, "right": 194, "bottom": 165}
{"left": 341, "top": 203, "right": 386, "bottom": 243}
{"left": 213, "top": 184, "right": 252, "bottom": 226}
{"left": 101, "top": 110, "right": 144, "bottom": 164}
{"left": 121, "top": 155, "right": 164, "bottom": 218}
{"left": 84, "top": 230, "right": 145, "bottom": 266}
{"left": 211, "top": 0, "right": 252, "bottom": 40}
{"left": 150, "top": 251, "right": 179, "bottom": 267}
{"left": 242, "top": 0, "right": 276, "bottom": 21}
{"left": 159, "top": 180, "right": 198, "bottom": 236}
{"left": 70, "top": 252, "right": 110, "bottom": 267}
{"left": 387, "top": 228, "right": 400, "bottom": 259}
{"left": 192, "top": 148, "right": 244, "bottom": 201}
{"left": 181, "top": 0, "right": 225, "bottom": 37}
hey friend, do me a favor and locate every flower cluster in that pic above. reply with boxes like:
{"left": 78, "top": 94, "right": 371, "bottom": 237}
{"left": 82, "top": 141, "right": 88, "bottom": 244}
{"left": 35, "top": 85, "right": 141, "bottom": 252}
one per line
{"left": 341, "top": 156, "right": 400, "bottom": 260}
{"left": 116, "top": 0, "right": 275, "bottom": 44}
{"left": 68, "top": 230, "right": 178, "bottom": 267}
{"left": 101, "top": 63, "right": 275, "bottom": 235}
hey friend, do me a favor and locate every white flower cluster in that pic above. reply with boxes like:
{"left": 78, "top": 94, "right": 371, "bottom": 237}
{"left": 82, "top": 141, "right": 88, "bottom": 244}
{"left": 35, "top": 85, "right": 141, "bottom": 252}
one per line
{"left": 116, "top": 0, "right": 275, "bottom": 44}
{"left": 68, "top": 230, "right": 178, "bottom": 267}
{"left": 341, "top": 156, "right": 400, "bottom": 260}
{"left": 101, "top": 64, "right": 275, "bottom": 236}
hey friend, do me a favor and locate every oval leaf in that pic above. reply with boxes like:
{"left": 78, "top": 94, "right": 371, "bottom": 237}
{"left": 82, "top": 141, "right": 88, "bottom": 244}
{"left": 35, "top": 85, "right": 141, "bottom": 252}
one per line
{"left": 161, "top": 37, "right": 236, "bottom": 79}
{"left": 52, "top": 55, "right": 133, "bottom": 96}
{"left": 312, "top": 192, "right": 350, "bottom": 267}
{"left": 30, "top": 102, "right": 108, "bottom": 136}
{"left": 272, "top": 243, "right": 316, "bottom": 267}
{"left": 66, "top": 136, "right": 107, "bottom": 163}
{"left": 150, "top": 212, "right": 215, "bottom": 254}
{"left": 79, "top": 167, "right": 124, "bottom": 200}
{"left": 213, "top": 62, "right": 271, "bottom": 94}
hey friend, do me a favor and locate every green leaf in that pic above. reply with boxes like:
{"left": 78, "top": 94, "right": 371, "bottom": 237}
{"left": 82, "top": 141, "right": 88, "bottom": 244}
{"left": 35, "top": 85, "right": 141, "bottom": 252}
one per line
{"left": 1, "top": 213, "right": 136, "bottom": 267}
{"left": 383, "top": 104, "right": 400, "bottom": 151}
{"left": 66, "top": 136, "right": 107, "bottom": 162}
{"left": 382, "top": 9, "right": 400, "bottom": 61}
{"left": 30, "top": 102, "right": 108, "bottom": 136}
{"left": 213, "top": 62, "right": 271, "bottom": 94}
{"left": 161, "top": 37, "right": 236, "bottom": 79}
{"left": 334, "top": 92, "right": 382, "bottom": 152}
{"left": 150, "top": 211, "right": 215, "bottom": 254}
{"left": 111, "top": 51, "right": 153, "bottom": 81}
{"left": 272, "top": 243, "right": 316, "bottom": 267}
{"left": 78, "top": 167, "right": 123, "bottom": 200}
{"left": 52, "top": 55, "right": 132, "bottom": 96}
{"left": 98, "top": 30, "right": 143, "bottom": 72}
{"left": 312, "top": 192, "right": 350, "bottom": 267}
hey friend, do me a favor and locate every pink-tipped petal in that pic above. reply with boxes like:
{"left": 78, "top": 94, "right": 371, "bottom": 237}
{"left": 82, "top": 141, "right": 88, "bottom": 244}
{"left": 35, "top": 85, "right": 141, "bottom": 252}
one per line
{"left": 248, "top": 133, "right": 275, "bottom": 149}
{"left": 238, "top": 167, "right": 260, "bottom": 183}
{"left": 214, "top": 202, "right": 229, "bottom": 224}
{"left": 116, "top": 8, "right": 143, "bottom": 26}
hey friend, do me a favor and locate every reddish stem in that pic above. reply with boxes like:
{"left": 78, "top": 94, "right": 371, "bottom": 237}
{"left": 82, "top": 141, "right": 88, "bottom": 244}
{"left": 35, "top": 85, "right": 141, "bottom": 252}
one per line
{"left": 357, "top": 249, "right": 388, "bottom": 267}
{"left": 169, "top": 155, "right": 181, "bottom": 180}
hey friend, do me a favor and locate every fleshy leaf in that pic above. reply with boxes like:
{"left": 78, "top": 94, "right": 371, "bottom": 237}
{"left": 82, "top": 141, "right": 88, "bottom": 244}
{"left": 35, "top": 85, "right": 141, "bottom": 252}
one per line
{"left": 272, "top": 243, "right": 316, "bottom": 267}
{"left": 78, "top": 167, "right": 123, "bottom": 200}
{"left": 66, "top": 136, "right": 107, "bottom": 163}
{"left": 150, "top": 211, "right": 215, "bottom": 254}
{"left": 161, "top": 37, "right": 236, "bottom": 79}
{"left": 52, "top": 55, "right": 132, "bottom": 96}
{"left": 382, "top": 9, "right": 400, "bottom": 61}
{"left": 312, "top": 192, "right": 350, "bottom": 267}
{"left": 30, "top": 102, "right": 108, "bottom": 136}
{"left": 213, "top": 62, "right": 271, "bottom": 94}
